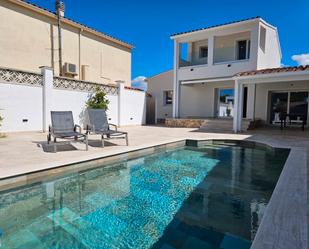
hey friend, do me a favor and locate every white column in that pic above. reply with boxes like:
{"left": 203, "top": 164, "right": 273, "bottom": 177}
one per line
{"left": 237, "top": 83, "right": 244, "bottom": 131}
{"left": 40, "top": 66, "right": 53, "bottom": 132}
{"left": 207, "top": 36, "right": 214, "bottom": 65}
{"left": 173, "top": 40, "right": 180, "bottom": 118}
{"left": 233, "top": 80, "right": 240, "bottom": 133}
{"left": 246, "top": 83, "right": 256, "bottom": 119}
{"left": 116, "top": 80, "right": 125, "bottom": 127}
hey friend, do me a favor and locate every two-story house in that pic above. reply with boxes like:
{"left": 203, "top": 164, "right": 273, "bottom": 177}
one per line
{"left": 0, "top": 0, "right": 132, "bottom": 85}
{"left": 147, "top": 17, "right": 309, "bottom": 132}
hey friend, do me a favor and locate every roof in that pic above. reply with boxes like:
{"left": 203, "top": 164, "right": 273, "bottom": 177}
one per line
{"left": 170, "top": 16, "right": 260, "bottom": 38}
{"left": 146, "top": 69, "right": 173, "bottom": 81}
{"left": 10, "top": 0, "right": 133, "bottom": 49}
{"left": 235, "top": 65, "right": 309, "bottom": 77}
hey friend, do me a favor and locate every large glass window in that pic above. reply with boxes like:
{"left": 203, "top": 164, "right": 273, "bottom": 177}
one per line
{"left": 163, "top": 90, "right": 173, "bottom": 105}
{"left": 289, "top": 92, "right": 308, "bottom": 122}
{"left": 269, "top": 91, "right": 308, "bottom": 124}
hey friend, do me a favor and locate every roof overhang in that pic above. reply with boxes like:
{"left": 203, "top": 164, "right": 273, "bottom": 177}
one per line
{"left": 234, "top": 70, "right": 309, "bottom": 84}
{"left": 181, "top": 76, "right": 234, "bottom": 85}
{"left": 170, "top": 17, "right": 260, "bottom": 40}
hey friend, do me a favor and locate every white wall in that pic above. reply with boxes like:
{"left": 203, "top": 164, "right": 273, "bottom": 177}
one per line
{"left": 257, "top": 24, "right": 281, "bottom": 69}
{"left": 147, "top": 70, "right": 173, "bottom": 120}
{"left": 120, "top": 87, "right": 146, "bottom": 126}
{"left": 51, "top": 89, "right": 119, "bottom": 128}
{"left": 0, "top": 84, "right": 43, "bottom": 132}
{"left": 0, "top": 68, "right": 146, "bottom": 133}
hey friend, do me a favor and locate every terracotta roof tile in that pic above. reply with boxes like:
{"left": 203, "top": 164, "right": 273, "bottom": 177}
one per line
{"left": 235, "top": 65, "right": 309, "bottom": 77}
{"left": 171, "top": 16, "right": 260, "bottom": 37}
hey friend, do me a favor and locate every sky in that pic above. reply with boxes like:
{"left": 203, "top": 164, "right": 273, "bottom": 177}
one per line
{"left": 29, "top": 0, "right": 309, "bottom": 89}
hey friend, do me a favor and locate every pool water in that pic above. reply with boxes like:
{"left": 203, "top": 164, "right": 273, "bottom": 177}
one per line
{"left": 0, "top": 143, "right": 289, "bottom": 249}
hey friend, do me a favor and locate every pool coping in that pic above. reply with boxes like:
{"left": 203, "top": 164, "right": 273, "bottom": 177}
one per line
{"left": 0, "top": 137, "right": 307, "bottom": 249}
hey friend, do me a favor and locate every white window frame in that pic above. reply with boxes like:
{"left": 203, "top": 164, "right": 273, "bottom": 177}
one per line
{"left": 163, "top": 90, "right": 173, "bottom": 105}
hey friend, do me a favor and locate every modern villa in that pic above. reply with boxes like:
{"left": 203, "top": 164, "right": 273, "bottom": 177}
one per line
{"left": 147, "top": 17, "right": 309, "bottom": 132}
{"left": 0, "top": 1, "right": 308, "bottom": 249}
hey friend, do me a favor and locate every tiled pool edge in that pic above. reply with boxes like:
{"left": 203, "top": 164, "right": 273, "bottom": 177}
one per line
{"left": 251, "top": 147, "right": 308, "bottom": 249}
{"left": 0, "top": 140, "right": 186, "bottom": 191}
{"left": 0, "top": 138, "right": 307, "bottom": 249}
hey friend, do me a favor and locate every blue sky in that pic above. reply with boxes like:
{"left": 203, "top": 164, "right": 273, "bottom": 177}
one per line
{"left": 29, "top": 0, "right": 309, "bottom": 88}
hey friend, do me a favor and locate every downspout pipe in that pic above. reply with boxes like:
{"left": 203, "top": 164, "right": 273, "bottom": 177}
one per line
{"left": 55, "top": 1, "right": 64, "bottom": 76}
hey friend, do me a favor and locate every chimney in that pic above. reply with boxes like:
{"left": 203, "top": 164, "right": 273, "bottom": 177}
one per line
{"left": 55, "top": 0, "right": 65, "bottom": 17}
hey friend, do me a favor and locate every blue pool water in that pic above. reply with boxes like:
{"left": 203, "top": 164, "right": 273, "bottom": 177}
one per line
{"left": 0, "top": 143, "right": 289, "bottom": 249}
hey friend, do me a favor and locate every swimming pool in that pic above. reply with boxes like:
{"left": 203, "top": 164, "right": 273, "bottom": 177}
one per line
{"left": 0, "top": 141, "right": 289, "bottom": 249}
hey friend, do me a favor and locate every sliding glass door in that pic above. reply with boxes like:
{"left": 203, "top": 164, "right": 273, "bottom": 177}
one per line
{"left": 270, "top": 92, "right": 288, "bottom": 124}
{"left": 270, "top": 91, "right": 308, "bottom": 124}
{"left": 289, "top": 92, "right": 308, "bottom": 122}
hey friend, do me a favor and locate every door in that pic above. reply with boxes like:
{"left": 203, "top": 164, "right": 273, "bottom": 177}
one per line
{"left": 146, "top": 96, "right": 156, "bottom": 124}
{"left": 217, "top": 88, "right": 234, "bottom": 117}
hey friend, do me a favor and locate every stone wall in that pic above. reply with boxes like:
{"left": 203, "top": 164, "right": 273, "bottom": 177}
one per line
{"left": 165, "top": 118, "right": 205, "bottom": 128}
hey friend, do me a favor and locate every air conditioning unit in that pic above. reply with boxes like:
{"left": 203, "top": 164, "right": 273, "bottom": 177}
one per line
{"left": 63, "top": 63, "right": 77, "bottom": 75}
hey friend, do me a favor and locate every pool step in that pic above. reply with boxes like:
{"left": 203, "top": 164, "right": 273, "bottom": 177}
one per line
{"left": 2, "top": 228, "right": 43, "bottom": 249}
{"left": 199, "top": 119, "right": 251, "bottom": 132}
{"left": 47, "top": 208, "right": 111, "bottom": 248}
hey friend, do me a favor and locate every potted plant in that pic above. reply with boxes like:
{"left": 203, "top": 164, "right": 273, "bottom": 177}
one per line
{"left": 86, "top": 87, "right": 109, "bottom": 110}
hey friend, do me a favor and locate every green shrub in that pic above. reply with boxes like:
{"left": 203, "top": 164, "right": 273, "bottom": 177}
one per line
{"left": 0, "top": 115, "right": 3, "bottom": 128}
{"left": 86, "top": 87, "right": 109, "bottom": 110}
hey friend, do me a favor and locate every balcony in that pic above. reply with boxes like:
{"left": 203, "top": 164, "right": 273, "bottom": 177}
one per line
{"left": 176, "top": 31, "right": 256, "bottom": 81}
{"left": 213, "top": 31, "right": 251, "bottom": 64}
{"left": 178, "top": 39, "right": 208, "bottom": 68}
{"left": 178, "top": 31, "right": 251, "bottom": 68}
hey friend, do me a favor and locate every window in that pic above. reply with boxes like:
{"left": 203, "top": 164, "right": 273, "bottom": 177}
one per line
{"left": 164, "top": 90, "right": 173, "bottom": 105}
{"left": 237, "top": 40, "right": 250, "bottom": 60}
{"left": 199, "top": 46, "right": 208, "bottom": 58}
{"left": 260, "top": 26, "right": 266, "bottom": 52}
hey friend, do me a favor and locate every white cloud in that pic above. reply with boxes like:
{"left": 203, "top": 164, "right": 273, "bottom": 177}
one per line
{"left": 291, "top": 53, "right": 309, "bottom": 66}
{"left": 131, "top": 76, "right": 146, "bottom": 83}
{"left": 131, "top": 76, "right": 147, "bottom": 91}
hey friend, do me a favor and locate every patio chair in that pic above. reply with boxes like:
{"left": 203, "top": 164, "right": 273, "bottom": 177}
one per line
{"left": 47, "top": 111, "right": 88, "bottom": 152}
{"left": 86, "top": 108, "right": 128, "bottom": 147}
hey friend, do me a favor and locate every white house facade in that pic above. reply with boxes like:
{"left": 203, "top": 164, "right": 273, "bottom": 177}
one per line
{"left": 148, "top": 17, "right": 309, "bottom": 132}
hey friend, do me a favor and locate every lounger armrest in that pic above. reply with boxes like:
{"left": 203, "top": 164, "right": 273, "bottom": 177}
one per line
{"left": 49, "top": 125, "right": 54, "bottom": 134}
{"left": 108, "top": 123, "right": 118, "bottom": 131}
{"left": 74, "top": 124, "right": 82, "bottom": 133}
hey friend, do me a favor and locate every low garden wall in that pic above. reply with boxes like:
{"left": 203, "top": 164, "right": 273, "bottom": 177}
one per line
{"left": 0, "top": 67, "right": 146, "bottom": 132}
